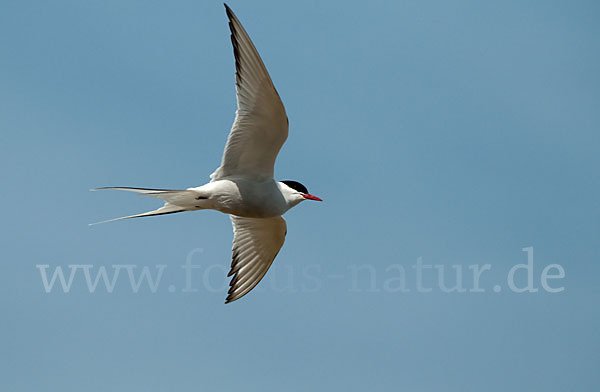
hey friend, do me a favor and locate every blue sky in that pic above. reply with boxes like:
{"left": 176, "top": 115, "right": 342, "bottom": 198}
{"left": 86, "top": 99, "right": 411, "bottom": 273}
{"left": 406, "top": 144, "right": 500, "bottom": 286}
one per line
{"left": 1, "top": 1, "right": 599, "bottom": 391}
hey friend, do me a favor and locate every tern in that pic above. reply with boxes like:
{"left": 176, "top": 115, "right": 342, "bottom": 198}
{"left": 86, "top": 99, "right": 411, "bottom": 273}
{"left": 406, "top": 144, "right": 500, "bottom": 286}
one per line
{"left": 91, "top": 4, "right": 322, "bottom": 303}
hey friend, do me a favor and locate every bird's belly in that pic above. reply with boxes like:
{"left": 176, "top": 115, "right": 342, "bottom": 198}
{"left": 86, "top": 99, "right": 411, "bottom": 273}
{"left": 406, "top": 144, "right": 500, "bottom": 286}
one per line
{"left": 222, "top": 199, "right": 283, "bottom": 218}
{"left": 210, "top": 179, "right": 287, "bottom": 218}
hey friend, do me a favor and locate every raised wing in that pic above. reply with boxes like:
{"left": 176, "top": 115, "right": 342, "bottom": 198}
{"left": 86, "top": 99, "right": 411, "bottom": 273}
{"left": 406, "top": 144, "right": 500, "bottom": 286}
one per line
{"left": 226, "top": 215, "right": 287, "bottom": 303}
{"left": 211, "top": 4, "right": 289, "bottom": 182}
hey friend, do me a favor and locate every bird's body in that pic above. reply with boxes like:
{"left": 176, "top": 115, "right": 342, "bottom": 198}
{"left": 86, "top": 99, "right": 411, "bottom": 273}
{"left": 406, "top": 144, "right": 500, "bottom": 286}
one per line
{"left": 190, "top": 179, "right": 296, "bottom": 218}
{"left": 92, "top": 4, "right": 321, "bottom": 303}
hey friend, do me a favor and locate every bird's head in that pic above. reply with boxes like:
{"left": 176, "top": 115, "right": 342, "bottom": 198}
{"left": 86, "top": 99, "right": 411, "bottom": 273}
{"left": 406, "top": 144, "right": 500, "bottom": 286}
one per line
{"left": 279, "top": 180, "right": 322, "bottom": 207}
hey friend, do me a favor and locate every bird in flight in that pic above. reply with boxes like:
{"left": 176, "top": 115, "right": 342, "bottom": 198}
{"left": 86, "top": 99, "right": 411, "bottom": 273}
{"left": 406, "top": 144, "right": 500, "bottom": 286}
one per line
{"left": 91, "top": 4, "right": 322, "bottom": 303}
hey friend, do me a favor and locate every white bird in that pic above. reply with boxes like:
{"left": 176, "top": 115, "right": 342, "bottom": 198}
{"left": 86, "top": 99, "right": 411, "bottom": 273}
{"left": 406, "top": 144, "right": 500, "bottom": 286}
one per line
{"left": 91, "top": 4, "right": 322, "bottom": 303}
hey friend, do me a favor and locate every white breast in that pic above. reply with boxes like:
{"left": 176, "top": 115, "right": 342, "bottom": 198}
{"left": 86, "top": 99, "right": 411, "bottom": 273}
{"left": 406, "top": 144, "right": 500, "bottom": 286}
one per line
{"left": 193, "top": 179, "right": 288, "bottom": 218}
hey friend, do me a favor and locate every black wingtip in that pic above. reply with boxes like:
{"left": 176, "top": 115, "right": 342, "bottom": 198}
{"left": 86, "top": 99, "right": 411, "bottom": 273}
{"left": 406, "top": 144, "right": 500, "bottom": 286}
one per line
{"left": 224, "top": 3, "right": 233, "bottom": 17}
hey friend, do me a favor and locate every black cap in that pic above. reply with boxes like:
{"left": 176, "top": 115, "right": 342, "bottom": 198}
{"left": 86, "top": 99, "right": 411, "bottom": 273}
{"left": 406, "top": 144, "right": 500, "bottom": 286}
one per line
{"left": 281, "top": 180, "right": 308, "bottom": 194}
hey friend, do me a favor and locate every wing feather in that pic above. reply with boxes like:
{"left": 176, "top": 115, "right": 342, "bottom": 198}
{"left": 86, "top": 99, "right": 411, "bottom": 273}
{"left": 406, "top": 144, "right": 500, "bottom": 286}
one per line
{"left": 226, "top": 215, "right": 287, "bottom": 303}
{"left": 211, "top": 5, "right": 288, "bottom": 182}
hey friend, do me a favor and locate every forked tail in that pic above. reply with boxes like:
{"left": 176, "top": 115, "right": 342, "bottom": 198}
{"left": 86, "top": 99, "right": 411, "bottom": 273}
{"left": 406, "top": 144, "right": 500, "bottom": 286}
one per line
{"left": 89, "top": 187, "right": 198, "bottom": 225}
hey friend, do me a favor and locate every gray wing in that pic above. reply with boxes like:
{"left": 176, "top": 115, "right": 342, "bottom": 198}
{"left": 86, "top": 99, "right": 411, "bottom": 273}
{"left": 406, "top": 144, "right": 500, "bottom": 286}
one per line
{"left": 210, "top": 4, "right": 289, "bottom": 182}
{"left": 226, "top": 215, "right": 287, "bottom": 303}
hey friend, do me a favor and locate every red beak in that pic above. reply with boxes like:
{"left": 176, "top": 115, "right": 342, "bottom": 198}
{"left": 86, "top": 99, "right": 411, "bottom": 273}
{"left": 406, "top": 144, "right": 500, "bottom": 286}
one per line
{"left": 302, "top": 193, "right": 323, "bottom": 202}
